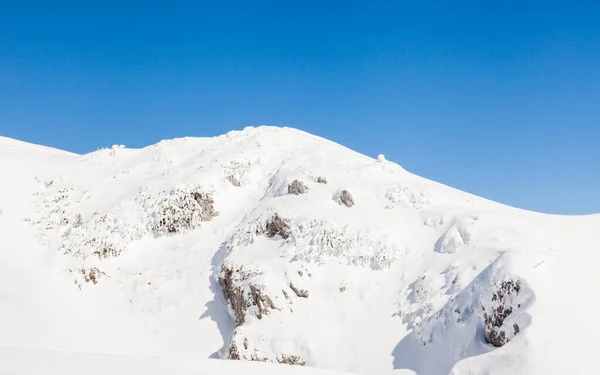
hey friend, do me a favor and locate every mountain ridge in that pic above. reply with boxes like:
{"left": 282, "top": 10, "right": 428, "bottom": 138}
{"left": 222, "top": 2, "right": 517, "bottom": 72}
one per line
{"left": 0, "top": 126, "right": 597, "bottom": 374}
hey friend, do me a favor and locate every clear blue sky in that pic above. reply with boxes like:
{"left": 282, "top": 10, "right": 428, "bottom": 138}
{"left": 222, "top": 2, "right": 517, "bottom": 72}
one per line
{"left": 1, "top": 1, "right": 599, "bottom": 214}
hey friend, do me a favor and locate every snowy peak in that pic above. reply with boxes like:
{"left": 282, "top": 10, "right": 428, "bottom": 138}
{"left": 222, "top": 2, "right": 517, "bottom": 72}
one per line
{"left": 0, "top": 127, "right": 598, "bottom": 375}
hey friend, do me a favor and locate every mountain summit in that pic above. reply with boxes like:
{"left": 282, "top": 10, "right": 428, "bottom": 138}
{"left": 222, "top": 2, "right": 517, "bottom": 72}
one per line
{"left": 1, "top": 126, "right": 598, "bottom": 375}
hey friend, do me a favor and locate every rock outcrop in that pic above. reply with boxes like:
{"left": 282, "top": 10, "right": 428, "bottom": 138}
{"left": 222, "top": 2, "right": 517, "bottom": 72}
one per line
{"left": 338, "top": 190, "right": 354, "bottom": 207}
{"left": 265, "top": 214, "right": 292, "bottom": 239}
{"left": 218, "top": 266, "right": 277, "bottom": 326}
{"left": 483, "top": 280, "right": 522, "bottom": 347}
{"left": 288, "top": 180, "right": 308, "bottom": 195}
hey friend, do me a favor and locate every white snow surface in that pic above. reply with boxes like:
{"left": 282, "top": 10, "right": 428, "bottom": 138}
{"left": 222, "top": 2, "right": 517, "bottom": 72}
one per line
{"left": 0, "top": 126, "right": 598, "bottom": 375}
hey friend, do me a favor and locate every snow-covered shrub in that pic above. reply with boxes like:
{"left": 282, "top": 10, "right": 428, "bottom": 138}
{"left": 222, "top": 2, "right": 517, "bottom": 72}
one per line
{"left": 60, "top": 212, "right": 145, "bottom": 259}
{"left": 34, "top": 187, "right": 91, "bottom": 228}
{"left": 77, "top": 267, "right": 105, "bottom": 285}
{"left": 222, "top": 158, "right": 260, "bottom": 187}
{"left": 290, "top": 220, "right": 402, "bottom": 269}
{"left": 138, "top": 187, "right": 217, "bottom": 236}
{"left": 227, "top": 332, "right": 307, "bottom": 365}
{"left": 316, "top": 176, "right": 328, "bottom": 184}
{"left": 385, "top": 185, "right": 431, "bottom": 210}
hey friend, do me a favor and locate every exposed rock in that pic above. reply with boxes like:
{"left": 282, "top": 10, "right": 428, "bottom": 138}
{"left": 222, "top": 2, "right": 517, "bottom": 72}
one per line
{"left": 288, "top": 180, "right": 308, "bottom": 195}
{"left": 289, "top": 283, "right": 309, "bottom": 298}
{"left": 228, "top": 339, "right": 241, "bottom": 360}
{"left": 483, "top": 280, "right": 522, "bottom": 347}
{"left": 250, "top": 284, "right": 277, "bottom": 320}
{"left": 265, "top": 214, "right": 292, "bottom": 239}
{"left": 227, "top": 175, "right": 240, "bottom": 187}
{"left": 192, "top": 192, "right": 217, "bottom": 221}
{"left": 316, "top": 176, "right": 328, "bottom": 184}
{"left": 219, "top": 266, "right": 277, "bottom": 326}
{"left": 218, "top": 266, "right": 247, "bottom": 326}
{"left": 338, "top": 190, "right": 354, "bottom": 207}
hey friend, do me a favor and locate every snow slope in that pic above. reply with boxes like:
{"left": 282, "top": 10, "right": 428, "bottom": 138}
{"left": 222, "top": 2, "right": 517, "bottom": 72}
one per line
{"left": 0, "top": 127, "right": 598, "bottom": 375}
{"left": 0, "top": 345, "right": 357, "bottom": 375}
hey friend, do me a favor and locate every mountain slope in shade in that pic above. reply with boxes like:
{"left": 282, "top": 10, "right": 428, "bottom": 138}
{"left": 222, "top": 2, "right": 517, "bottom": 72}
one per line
{"left": 0, "top": 127, "right": 597, "bottom": 375}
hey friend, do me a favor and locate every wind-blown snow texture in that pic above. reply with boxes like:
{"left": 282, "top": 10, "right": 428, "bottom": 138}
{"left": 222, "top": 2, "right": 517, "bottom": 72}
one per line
{"left": 0, "top": 126, "right": 598, "bottom": 375}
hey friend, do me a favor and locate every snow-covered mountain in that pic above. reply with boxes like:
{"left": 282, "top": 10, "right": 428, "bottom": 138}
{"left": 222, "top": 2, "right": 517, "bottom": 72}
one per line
{"left": 0, "top": 126, "right": 598, "bottom": 375}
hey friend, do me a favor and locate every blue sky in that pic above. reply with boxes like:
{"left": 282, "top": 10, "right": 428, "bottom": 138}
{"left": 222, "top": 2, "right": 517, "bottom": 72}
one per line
{"left": 1, "top": 1, "right": 599, "bottom": 214}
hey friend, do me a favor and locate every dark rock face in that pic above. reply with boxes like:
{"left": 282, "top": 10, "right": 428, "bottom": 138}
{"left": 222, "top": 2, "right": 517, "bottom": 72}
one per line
{"left": 316, "top": 176, "right": 328, "bottom": 184}
{"left": 250, "top": 285, "right": 277, "bottom": 320}
{"left": 265, "top": 214, "right": 292, "bottom": 239}
{"left": 483, "top": 280, "right": 522, "bottom": 347}
{"left": 218, "top": 266, "right": 277, "bottom": 327}
{"left": 288, "top": 180, "right": 308, "bottom": 195}
{"left": 289, "top": 283, "right": 309, "bottom": 298}
{"left": 339, "top": 190, "right": 355, "bottom": 207}
{"left": 218, "top": 266, "right": 247, "bottom": 326}
{"left": 228, "top": 339, "right": 241, "bottom": 360}
{"left": 192, "top": 192, "right": 217, "bottom": 222}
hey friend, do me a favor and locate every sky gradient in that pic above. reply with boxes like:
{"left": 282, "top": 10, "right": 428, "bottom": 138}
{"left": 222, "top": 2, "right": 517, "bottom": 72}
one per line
{"left": 1, "top": 1, "right": 599, "bottom": 214}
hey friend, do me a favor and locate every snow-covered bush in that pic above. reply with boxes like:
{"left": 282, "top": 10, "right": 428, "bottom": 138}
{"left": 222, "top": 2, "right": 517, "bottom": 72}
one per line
{"left": 77, "top": 267, "right": 105, "bottom": 285}
{"left": 290, "top": 220, "right": 402, "bottom": 269}
{"left": 385, "top": 185, "right": 431, "bottom": 210}
{"left": 138, "top": 186, "right": 217, "bottom": 236}
{"left": 60, "top": 212, "right": 145, "bottom": 259}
